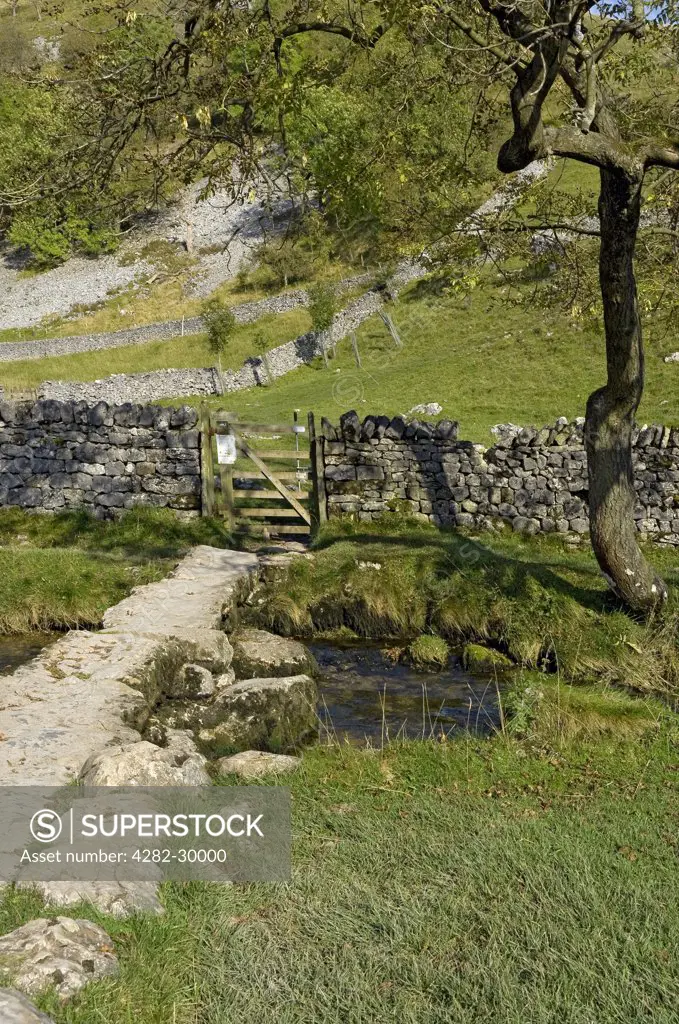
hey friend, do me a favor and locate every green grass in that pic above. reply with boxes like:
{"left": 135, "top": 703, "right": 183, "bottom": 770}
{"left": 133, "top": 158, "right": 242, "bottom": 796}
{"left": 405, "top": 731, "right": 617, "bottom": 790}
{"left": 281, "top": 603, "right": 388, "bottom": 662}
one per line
{"left": 0, "top": 309, "right": 312, "bottom": 391}
{"left": 245, "top": 515, "right": 679, "bottom": 697}
{"left": 0, "top": 507, "right": 233, "bottom": 633}
{"left": 180, "top": 280, "right": 678, "bottom": 443}
{"left": 3, "top": 734, "right": 679, "bottom": 1022}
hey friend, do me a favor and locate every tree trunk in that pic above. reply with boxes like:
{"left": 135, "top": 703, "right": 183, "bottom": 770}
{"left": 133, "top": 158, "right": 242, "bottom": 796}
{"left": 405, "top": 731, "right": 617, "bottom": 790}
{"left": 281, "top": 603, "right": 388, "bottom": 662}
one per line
{"left": 584, "top": 168, "right": 668, "bottom": 612}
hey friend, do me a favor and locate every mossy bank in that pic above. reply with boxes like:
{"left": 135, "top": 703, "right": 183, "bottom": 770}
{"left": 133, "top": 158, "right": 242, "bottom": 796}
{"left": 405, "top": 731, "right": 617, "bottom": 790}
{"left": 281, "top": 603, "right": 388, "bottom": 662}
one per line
{"left": 243, "top": 515, "right": 679, "bottom": 700}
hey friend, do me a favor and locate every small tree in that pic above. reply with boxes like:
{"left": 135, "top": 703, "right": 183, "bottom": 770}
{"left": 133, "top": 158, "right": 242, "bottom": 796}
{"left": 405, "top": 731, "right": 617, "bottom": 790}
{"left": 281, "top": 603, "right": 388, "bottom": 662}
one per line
{"left": 201, "top": 298, "right": 236, "bottom": 360}
{"left": 308, "top": 284, "right": 336, "bottom": 367}
{"left": 254, "top": 329, "right": 272, "bottom": 385}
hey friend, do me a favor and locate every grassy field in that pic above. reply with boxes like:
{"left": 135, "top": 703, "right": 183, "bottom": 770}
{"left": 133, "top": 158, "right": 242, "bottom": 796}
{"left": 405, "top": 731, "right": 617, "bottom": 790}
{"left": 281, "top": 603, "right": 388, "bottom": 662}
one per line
{"left": 181, "top": 278, "right": 678, "bottom": 443}
{"left": 0, "top": 309, "right": 313, "bottom": 391}
{"left": 0, "top": 508, "right": 232, "bottom": 633}
{"left": 2, "top": 730, "right": 679, "bottom": 1023}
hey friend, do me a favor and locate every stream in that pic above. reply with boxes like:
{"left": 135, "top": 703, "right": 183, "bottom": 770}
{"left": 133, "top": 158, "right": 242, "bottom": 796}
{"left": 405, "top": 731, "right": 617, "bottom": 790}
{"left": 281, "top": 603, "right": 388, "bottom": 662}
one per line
{"left": 0, "top": 634, "right": 58, "bottom": 675}
{"left": 310, "top": 642, "right": 503, "bottom": 745}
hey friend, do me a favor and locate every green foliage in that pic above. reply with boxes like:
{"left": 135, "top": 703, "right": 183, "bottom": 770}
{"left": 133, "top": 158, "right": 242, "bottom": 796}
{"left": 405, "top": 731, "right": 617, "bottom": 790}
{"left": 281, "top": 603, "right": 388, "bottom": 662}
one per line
{"left": 462, "top": 643, "right": 513, "bottom": 674}
{"left": 245, "top": 516, "right": 679, "bottom": 696}
{"left": 502, "top": 673, "right": 667, "bottom": 743}
{"left": 201, "top": 298, "right": 236, "bottom": 358}
{"left": 308, "top": 283, "right": 336, "bottom": 334}
{"left": 8, "top": 204, "right": 118, "bottom": 267}
{"left": 408, "top": 633, "right": 450, "bottom": 668}
{"left": 255, "top": 238, "right": 317, "bottom": 289}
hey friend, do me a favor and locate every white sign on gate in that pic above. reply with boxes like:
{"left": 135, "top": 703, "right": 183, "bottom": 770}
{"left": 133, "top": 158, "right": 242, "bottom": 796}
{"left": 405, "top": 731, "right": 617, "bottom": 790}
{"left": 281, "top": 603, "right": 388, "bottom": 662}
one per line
{"left": 216, "top": 433, "right": 237, "bottom": 465}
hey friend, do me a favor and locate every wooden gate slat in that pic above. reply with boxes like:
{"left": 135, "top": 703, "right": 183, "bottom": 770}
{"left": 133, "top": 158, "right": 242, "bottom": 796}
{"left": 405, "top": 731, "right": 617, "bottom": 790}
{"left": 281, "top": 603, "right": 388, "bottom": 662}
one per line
{"left": 234, "top": 489, "right": 309, "bottom": 501}
{"left": 236, "top": 439, "right": 312, "bottom": 526}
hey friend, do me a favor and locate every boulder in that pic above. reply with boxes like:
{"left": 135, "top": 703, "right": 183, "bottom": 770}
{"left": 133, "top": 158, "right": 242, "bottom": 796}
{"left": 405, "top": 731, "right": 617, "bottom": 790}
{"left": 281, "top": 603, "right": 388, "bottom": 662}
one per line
{"left": 0, "top": 988, "right": 55, "bottom": 1023}
{"left": 232, "top": 629, "right": 317, "bottom": 681}
{"left": 78, "top": 732, "right": 210, "bottom": 786}
{"left": 217, "top": 750, "right": 301, "bottom": 779}
{"left": 169, "top": 664, "right": 215, "bottom": 700}
{"left": 462, "top": 644, "right": 513, "bottom": 674}
{"left": 0, "top": 917, "right": 118, "bottom": 1001}
{"left": 14, "top": 881, "right": 163, "bottom": 919}
{"left": 406, "top": 402, "right": 442, "bottom": 417}
{"left": 198, "top": 674, "right": 318, "bottom": 756}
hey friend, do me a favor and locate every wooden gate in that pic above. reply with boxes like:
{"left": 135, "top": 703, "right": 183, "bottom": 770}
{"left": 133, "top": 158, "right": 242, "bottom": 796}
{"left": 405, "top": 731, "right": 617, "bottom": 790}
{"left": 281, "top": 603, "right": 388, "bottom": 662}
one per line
{"left": 199, "top": 407, "right": 326, "bottom": 540}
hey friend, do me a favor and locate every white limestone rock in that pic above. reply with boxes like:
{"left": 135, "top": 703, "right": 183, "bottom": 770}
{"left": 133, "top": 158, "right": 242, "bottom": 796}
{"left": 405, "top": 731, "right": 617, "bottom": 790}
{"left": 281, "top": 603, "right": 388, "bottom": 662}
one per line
{"left": 0, "top": 917, "right": 118, "bottom": 1001}
{"left": 0, "top": 988, "right": 55, "bottom": 1023}
{"left": 217, "top": 750, "right": 301, "bottom": 779}
{"left": 78, "top": 731, "right": 210, "bottom": 786}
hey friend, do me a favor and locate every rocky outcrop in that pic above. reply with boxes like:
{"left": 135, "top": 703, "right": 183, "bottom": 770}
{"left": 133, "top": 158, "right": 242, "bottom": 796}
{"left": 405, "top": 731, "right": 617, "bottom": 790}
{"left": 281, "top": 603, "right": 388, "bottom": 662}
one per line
{"left": 0, "top": 988, "right": 56, "bottom": 1023}
{"left": 198, "top": 674, "right": 318, "bottom": 756}
{"left": 0, "top": 918, "right": 118, "bottom": 1002}
{"left": 217, "top": 750, "right": 301, "bottom": 779}
{"left": 14, "top": 882, "right": 164, "bottom": 919}
{"left": 232, "top": 629, "right": 317, "bottom": 680}
{"left": 78, "top": 732, "right": 210, "bottom": 786}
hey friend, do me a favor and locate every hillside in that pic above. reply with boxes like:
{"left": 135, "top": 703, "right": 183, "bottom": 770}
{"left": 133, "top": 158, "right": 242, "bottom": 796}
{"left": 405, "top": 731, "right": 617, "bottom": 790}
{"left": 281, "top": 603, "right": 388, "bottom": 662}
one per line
{"left": 186, "top": 280, "right": 679, "bottom": 443}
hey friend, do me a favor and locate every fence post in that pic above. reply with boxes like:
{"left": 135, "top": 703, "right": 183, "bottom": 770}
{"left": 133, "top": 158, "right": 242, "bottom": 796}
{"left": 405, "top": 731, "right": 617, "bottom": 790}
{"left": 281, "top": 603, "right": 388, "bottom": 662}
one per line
{"left": 199, "top": 403, "right": 216, "bottom": 517}
{"left": 379, "top": 311, "right": 402, "bottom": 348}
{"left": 308, "top": 411, "right": 327, "bottom": 537}
{"left": 350, "top": 331, "right": 362, "bottom": 368}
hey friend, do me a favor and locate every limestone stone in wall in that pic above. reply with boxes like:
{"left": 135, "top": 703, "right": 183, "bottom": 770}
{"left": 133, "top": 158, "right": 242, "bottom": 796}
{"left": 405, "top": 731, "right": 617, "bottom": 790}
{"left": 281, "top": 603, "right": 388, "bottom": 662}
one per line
{"left": 0, "top": 399, "right": 201, "bottom": 518}
{"left": 321, "top": 412, "right": 679, "bottom": 542}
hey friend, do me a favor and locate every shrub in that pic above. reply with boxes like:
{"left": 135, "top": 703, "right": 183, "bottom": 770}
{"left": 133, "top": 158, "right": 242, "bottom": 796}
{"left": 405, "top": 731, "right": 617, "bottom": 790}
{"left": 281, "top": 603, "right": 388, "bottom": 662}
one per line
{"left": 308, "top": 283, "right": 336, "bottom": 334}
{"left": 255, "top": 240, "right": 315, "bottom": 289}
{"left": 201, "top": 298, "right": 236, "bottom": 358}
{"left": 254, "top": 329, "right": 272, "bottom": 385}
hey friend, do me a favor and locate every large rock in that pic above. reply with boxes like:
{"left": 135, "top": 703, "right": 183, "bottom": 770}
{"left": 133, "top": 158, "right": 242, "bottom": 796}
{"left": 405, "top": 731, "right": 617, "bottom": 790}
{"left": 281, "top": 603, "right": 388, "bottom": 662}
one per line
{"left": 78, "top": 731, "right": 210, "bottom": 786}
{"left": 0, "top": 989, "right": 55, "bottom": 1023}
{"left": 0, "top": 917, "right": 118, "bottom": 1001}
{"left": 217, "top": 750, "right": 301, "bottom": 779}
{"left": 232, "top": 629, "right": 317, "bottom": 681}
{"left": 462, "top": 643, "right": 513, "bottom": 674}
{"left": 198, "top": 674, "right": 318, "bottom": 756}
{"left": 14, "top": 881, "right": 163, "bottom": 919}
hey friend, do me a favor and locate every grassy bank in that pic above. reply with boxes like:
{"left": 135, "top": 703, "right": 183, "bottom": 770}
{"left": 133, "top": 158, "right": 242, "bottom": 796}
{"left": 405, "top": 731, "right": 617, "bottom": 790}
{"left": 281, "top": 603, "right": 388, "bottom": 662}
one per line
{"left": 246, "top": 516, "right": 679, "bottom": 698}
{"left": 185, "top": 279, "right": 678, "bottom": 443}
{"left": 3, "top": 731, "right": 679, "bottom": 1022}
{"left": 0, "top": 508, "right": 232, "bottom": 633}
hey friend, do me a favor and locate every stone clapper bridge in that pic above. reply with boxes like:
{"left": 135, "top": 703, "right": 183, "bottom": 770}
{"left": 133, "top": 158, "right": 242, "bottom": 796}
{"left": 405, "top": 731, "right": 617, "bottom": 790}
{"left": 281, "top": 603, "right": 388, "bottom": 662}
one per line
{"left": 0, "top": 545, "right": 318, "bottom": 917}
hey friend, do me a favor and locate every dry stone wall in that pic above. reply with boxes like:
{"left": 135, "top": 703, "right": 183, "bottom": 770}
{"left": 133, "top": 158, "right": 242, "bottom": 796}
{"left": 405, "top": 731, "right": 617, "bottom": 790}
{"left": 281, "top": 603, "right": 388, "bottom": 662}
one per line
{"left": 0, "top": 291, "right": 309, "bottom": 364}
{"left": 321, "top": 412, "right": 679, "bottom": 543}
{"left": 0, "top": 399, "right": 201, "bottom": 517}
{"left": 37, "top": 292, "right": 383, "bottom": 405}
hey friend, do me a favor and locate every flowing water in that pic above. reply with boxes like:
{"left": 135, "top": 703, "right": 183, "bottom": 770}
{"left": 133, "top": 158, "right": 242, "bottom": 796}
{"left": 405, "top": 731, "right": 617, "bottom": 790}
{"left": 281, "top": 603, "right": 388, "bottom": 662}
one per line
{"left": 0, "top": 634, "right": 57, "bottom": 675}
{"left": 310, "top": 642, "right": 504, "bottom": 745}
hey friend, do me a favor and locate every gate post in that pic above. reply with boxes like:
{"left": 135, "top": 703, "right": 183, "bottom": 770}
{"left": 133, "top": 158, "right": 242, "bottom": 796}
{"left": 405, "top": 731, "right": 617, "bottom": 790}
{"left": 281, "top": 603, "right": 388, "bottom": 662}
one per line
{"left": 199, "top": 403, "right": 216, "bottom": 517}
{"left": 308, "top": 411, "right": 327, "bottom": 537}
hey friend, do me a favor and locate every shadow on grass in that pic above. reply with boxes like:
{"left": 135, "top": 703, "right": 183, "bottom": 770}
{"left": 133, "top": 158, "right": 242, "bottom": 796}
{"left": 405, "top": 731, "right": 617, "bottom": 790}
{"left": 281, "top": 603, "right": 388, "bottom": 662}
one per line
{"left": 313, "top": 526, "right": 627, "bottom": 617}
